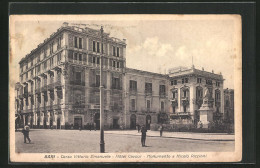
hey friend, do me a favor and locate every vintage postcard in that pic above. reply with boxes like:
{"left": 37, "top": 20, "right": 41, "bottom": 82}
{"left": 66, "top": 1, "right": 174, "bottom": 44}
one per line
{"left": 9, "top": 15, "right": 242, "bottom": 162}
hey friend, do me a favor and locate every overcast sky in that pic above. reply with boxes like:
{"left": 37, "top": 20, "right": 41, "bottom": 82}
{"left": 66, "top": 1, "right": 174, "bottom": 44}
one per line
{"left": 10, "top": 15, "right": 240, "bottom": 90}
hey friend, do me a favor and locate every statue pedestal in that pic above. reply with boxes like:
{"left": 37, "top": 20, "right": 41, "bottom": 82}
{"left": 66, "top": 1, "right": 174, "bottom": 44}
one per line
{"left": 199, "top": 105, "right": 214, "bottom": 129}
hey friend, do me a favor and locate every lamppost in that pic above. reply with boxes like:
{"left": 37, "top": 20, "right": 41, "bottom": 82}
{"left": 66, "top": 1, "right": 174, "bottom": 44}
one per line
{"left": 99, "top": 26, "right": 105, "bottom": 153}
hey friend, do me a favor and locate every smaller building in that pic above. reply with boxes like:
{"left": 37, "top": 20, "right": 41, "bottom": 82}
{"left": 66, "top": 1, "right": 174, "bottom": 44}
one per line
{"left": 168, "top": 65, "right": 224, "bottom": 127}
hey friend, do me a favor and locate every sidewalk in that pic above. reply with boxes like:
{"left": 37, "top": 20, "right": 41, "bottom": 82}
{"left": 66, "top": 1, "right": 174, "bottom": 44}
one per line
{"left": 105, "top": 130, "right": 235, "bottom": 141}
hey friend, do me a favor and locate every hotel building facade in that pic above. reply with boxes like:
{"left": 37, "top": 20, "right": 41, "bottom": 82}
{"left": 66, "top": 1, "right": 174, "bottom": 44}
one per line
{"left": 15, "top": 22, "right": 227, "bottom": 130}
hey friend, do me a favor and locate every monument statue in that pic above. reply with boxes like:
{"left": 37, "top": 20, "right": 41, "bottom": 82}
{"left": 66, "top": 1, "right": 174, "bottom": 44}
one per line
{"left": 204, "top": 87, "right": 210, "bottom": 98}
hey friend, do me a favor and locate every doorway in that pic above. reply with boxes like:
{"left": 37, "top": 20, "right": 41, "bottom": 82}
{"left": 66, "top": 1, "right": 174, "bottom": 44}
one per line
{"left": 74, "top": 117, "right": 82, "bottom": 129}
{"left": 130, "top": 114, "right": 136, "bottom": 129}
{"left": 49, "top": 115, "right": 53, "bottom": 128}
{"left": 30, "top": 115, "right": 33, "bottom": 128}
{"left": 37, "top": 116, "right": 40, "bottom": 128}
{"left": 146, "top": 115, "right": 151, "bottom": 130}
{"left": 25, "top": 115, "right": 28, "bottom": 126}
{"left": 113, "top": 118, "right": 119, "bottom": 129}
{"left": 43, "top": 117, "right": 47, "bottom": 129}
{"left": 57, "top": 118, "right": 61, "bottom": 129}
{"left": 94, "top": 113, "right": 100, "bottom": 130}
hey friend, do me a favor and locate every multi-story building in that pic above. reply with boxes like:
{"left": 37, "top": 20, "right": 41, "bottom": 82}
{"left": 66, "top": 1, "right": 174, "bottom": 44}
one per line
{"left": 15, "top": 22, "right": 230, "bottom": 130}
{"left": 124, "top": 68, "right": 169, "bottom": 129}
{"left": 15, "top": 22, "right": 126, "bottom": 129}
{"left": 168, "top": 66, "right": 224, "bottom": 126}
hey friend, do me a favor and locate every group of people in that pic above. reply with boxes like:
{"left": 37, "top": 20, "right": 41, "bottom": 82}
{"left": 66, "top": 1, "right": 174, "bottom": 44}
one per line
{"left": 86, "top": 123, "right": 97, "bottom": 131}
{"left": 20, "top": 124, "right": 165, "bottom": 147}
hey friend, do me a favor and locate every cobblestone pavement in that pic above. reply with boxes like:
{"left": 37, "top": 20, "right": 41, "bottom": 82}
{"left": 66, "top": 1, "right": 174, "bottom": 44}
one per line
{"left": 15, "top": 129, "right": 235, "bottom": 153}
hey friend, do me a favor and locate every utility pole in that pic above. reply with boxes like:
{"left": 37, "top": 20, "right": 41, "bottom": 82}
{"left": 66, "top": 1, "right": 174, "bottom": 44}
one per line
{"left": 100, "top": 26, "right": 105, "bottom": 153}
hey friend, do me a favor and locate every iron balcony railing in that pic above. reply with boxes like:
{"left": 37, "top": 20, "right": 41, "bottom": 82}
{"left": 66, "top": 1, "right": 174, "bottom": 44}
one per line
{"left": 159, "top": 93, "right": 166, "bottom": 98}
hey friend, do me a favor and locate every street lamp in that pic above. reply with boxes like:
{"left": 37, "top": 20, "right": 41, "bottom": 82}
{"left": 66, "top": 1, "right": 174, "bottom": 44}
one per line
{"left": 99, "top": 26, "right": 105, "bottom": 153}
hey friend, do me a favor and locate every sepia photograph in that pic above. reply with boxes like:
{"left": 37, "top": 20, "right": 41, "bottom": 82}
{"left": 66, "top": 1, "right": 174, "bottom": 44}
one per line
{"left": 9, "top": 14, "right": 242, "bottom": 162}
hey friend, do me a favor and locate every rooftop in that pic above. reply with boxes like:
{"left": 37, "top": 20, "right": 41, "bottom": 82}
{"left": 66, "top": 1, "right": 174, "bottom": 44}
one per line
{"left": 19, "top": 22, "right": 126, "bottom": 64}
{"left": 168, "top": 66, "right": 223, "bottom": 80}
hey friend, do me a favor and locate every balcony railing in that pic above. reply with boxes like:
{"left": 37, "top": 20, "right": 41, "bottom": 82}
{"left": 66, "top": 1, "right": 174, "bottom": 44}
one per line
{"left": 70, "top": 81, "right": 85, "bottom": 86}
{"left": 41, "top": 85, "right": 47, "bottom": 92}
{"left": 181, "top": 97, "right": 190, "bottom": 106}
{"left": 47, "top": 83, "right": 54, "bottom": 90}
{"left": 54, "top": 80, "right": 62, "bottom": 88}
{"left": 170, "top": 98, "right": 178, "bottom": 107}
{"left": 159, "top": 93, "right": 166, "bottom": 98}
{"left": 53, "top": 104, "right": 61, "bottom": 110}
{"left": 23, "top": 92, "right": 28, "bottom": 98}
{"left": 73, "top": 104, "right": 85, "bottom": 109}
{"left": 35, "top": 87, "right": 41, "bottom": 93}
{"left": 215, "top": 101, "right": 221, "bottom": 107}
{"left": 129, "top": 89, "right": 137, "bottom": 95}
{"left": 145, "top": 91, "right": 153, "bottom": 96}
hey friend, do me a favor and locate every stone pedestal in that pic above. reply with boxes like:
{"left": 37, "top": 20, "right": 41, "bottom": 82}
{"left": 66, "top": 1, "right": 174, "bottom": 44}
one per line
{"left": 199, "top": 101, "right": 214, "bottom": 129}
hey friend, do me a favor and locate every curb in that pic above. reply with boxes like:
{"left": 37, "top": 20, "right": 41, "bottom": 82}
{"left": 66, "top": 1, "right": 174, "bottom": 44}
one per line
{"left": 105, "top": 132, "right": 235, "bottom": 142}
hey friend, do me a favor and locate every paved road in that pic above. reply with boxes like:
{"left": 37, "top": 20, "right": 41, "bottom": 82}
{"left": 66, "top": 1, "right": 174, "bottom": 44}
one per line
{"left": 16, "top": 129, "right": 234, "bottom": 153}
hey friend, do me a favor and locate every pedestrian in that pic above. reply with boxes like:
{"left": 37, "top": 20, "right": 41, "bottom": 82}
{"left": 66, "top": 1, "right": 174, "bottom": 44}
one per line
{"left": 22, "top": 125, "right": 31, "bottom": 143}
{"left": 90, "top": 123, "right": 92, "bottom": 131}
{"left": 159, "top": 125, "right": 164, "bottom": 137}
{"left": 94, "top": 122, "right": 96, "bottom": 131}
{"left": 199, "top": 121, "right": 203, "bottom": 129}
{"left": 141, "top": 125, "right": 147, "bottom": 147}
{"left": 137, "top": 124, "right": 140, "bottom": 133}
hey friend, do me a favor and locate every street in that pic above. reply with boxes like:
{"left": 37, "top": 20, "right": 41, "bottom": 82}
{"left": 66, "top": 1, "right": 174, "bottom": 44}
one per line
{"left": 15, "top": 129, "right": 234, "bottom": 153}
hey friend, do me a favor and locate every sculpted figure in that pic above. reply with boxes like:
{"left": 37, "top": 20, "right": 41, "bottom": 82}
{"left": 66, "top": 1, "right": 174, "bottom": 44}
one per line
{"left": 204, "top": 87, "right": 210, "bottom": 98}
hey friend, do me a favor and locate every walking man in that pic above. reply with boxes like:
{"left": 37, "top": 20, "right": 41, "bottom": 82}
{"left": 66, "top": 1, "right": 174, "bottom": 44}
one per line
{"left": 137, "top": 124, "right": 141, "bottom": 133}
{"left": 94, "top": 122, "right": 96, "bottom": 131}
{"left": 141, "top": 125, "right": 147, "bottom": 147}
{"left": 159, "top": 125, "right": 164, "bottom": 137}
{"left": 22, "top": 125, "right": 31, "bottom": 143}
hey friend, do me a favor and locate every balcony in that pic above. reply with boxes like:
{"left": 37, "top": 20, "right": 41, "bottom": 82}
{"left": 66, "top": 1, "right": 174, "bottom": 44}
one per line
{"left": 35, "top": 87, "right": 41, "bottom": 94}
{"left": 41, "top": 85, "right": 47, "bottom": 92}
{"left": 70, "top": 81, "right": 85, "bottom": 86}
{"left": 23, "top": 92, "right": 28, "bottom": 98}
{"left": 54, "top": 80, "right": 62, "bottom": 88}
{"left": 181, "top": 97, "right": 190, "bottom": 106}
{"left": 177, "top": 112, "right": 191, "bottom": 116}
{"left": 129, "top": 89, "right": 137, "bottom": 95}
{"left": 215, "top": 101, "right": 221, "bottom": 107}
{"left": 28, "top": 91, "right": 33, "bottom": 97}
{"left": 53, "top": 104, "right": 61, "bottom": 110}
{"left": 110, "top": 105, "right": 122, "bottom": 112}
{"left": 145, "top": 91, "right": 153, "bottom": 97}
{"left": 159, "top": 93, "right": 166, "bottom": 98}
{"left": 18, "top": 94, "right": 23, "bottom": 99}
{"left": 73, "top": 104, "right": 85, "bottom": 109}
{"left": 141, "top": 108, "right": 156, "bottom": 113}
{"left": 170, "top": 98, "right": 178, "bottom": 107}
{"left": 47, "top": 83, "right": 54, "bottom": 90}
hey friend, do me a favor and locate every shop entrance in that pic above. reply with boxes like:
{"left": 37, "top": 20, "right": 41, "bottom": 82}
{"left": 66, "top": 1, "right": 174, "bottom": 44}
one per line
{"left": 130, "top": 114, "right": 136, "bottom": 129}
{"left": 94, "top": 113, "right": 100, "bottom": 130}
{"left": 74, "top": 117, "right": 82, "bottom": 129}
{"left": 146, "top": 115, "right": 151, "bottom": 130}
{"left": 113, "top": 118, "right": 119, "bottom": 129}
{"left": 57, "top": 118, "right": 61, "bottom": 129}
